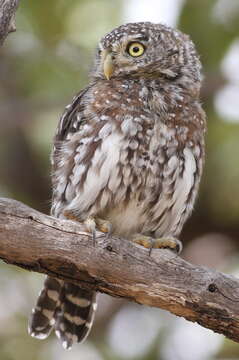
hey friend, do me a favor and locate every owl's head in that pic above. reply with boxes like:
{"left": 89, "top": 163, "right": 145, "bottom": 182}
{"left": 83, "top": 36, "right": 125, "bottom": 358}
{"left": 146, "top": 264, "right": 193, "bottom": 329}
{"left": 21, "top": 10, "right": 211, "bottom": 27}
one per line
{"left": 91, "top": 22, "right": 201, "bottom": 87}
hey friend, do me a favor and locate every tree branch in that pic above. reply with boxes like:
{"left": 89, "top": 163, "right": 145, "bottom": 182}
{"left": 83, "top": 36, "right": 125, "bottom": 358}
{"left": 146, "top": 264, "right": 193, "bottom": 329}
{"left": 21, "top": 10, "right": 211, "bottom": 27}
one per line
{"left": 0, "top": 0, "right": 19, "bottom": 46}
{"left": 0, "top": 198, "right": 239, "bottom": 342}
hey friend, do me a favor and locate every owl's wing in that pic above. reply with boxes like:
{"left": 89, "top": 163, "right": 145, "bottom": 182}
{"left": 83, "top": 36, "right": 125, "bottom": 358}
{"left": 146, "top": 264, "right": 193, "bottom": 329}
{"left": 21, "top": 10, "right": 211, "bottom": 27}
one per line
{"left": 51, "top": 83, "right": 125, "bottom": 219}
{"left": 51, "top": 84, "right": 93, "bottom": 183}
{"left": 51, "top": 86, "right": 92, "bottom": 216}
{"left": 55, "top": 87, "right": 90, "bottom": 142}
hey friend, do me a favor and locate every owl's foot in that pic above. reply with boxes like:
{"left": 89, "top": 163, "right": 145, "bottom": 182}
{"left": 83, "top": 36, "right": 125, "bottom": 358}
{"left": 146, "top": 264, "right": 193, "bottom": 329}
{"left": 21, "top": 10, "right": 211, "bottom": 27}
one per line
{"left": 63, "top": 210, "right": 80, "bottom": 222}
{"left": 149, "top": 237, "right": 182, "bottom": 255}
{"left": 84, "top": 216, "right": 112, "bottom": 246}
{"left": 95, "top": 217, "right": 112, "bottom": 234}
{"left": 63, "top": 211, "right": 112, "bottom": 245}
{"left": 130, "top": 234, "right": 182, "bottom": 256}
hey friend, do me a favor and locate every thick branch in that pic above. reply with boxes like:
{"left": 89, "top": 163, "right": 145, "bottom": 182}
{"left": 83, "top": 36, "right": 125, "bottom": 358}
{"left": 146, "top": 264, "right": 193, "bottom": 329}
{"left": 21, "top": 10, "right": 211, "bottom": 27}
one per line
{"left": 0, "top": 198, "right": 239, "bottom": 342}
{"left": 0, "top": 0, "right": 19, "bottom": 46}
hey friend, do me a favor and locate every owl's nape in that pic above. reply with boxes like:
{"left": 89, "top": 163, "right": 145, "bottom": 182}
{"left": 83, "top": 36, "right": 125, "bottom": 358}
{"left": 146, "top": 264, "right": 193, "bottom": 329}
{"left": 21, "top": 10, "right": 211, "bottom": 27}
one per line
{"left": 29, "top": 21, "right": 205, "bottom": 349}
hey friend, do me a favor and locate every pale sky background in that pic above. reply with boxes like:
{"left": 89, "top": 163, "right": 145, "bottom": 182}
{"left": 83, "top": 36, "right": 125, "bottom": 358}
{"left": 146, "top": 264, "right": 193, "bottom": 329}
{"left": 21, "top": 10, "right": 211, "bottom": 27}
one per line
{"left": 124, "top": 0, "right": 185, "bottom": 27}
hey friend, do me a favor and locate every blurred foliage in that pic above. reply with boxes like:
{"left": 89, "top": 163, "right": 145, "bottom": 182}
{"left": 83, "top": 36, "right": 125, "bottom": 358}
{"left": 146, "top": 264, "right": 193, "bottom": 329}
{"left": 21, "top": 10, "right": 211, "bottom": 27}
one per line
{"left": 1, "top": 0, "right": 239, "bottom": 359}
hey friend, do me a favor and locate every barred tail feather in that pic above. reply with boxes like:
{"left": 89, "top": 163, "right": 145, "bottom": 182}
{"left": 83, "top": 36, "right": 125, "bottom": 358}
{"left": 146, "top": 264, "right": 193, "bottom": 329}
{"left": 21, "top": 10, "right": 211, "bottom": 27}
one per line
{"left": 28, "top": 276, "right": 63, "bottom": 339}
{"left": 29, "top": 278, "right": 97, "bottom": 349}
{"left": 55, "top": 283, "right": 97, "bottom": 349}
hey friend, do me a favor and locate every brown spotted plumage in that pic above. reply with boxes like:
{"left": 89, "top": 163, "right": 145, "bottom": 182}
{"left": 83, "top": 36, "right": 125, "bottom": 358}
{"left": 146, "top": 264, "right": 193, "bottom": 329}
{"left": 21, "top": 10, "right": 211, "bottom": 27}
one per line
{"left": 29, "top": 22, "right": 206, "bottom": 349}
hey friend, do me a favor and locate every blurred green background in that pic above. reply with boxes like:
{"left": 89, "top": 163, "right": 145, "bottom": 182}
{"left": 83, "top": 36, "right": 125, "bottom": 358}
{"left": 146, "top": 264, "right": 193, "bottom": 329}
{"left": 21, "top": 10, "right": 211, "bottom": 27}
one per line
{"left": 1, "top": 0, "right": 239, "bottom": 359}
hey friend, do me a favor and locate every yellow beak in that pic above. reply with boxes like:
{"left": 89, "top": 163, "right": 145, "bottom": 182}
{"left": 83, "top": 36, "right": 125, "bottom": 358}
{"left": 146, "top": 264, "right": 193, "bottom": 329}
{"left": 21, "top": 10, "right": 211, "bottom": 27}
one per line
{"left": 102, "top": 50, "right": 114, "bottom": 80}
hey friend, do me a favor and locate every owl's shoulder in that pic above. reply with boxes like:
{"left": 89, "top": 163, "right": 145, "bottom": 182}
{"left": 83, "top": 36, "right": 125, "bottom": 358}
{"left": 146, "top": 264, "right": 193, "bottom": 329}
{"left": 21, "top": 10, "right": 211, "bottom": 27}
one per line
{"left": 55, "top": 87, "right": 92, "bottom": 143}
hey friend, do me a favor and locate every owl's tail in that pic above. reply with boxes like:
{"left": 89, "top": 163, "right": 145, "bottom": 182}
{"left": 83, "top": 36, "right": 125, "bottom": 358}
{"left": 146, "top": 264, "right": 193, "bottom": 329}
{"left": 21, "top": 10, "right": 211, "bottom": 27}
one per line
{"left": 28, "top": 276, "right": 97, "bottom": 349}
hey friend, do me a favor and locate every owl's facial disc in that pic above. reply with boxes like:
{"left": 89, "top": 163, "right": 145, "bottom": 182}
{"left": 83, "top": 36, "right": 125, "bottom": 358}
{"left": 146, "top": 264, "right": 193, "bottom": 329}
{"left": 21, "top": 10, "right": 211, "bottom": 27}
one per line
{"left": 101, "top": 49, "right": 114, "bottom": 80}
{"left": 100, "top": 39, "right": 147, "bottom": 80}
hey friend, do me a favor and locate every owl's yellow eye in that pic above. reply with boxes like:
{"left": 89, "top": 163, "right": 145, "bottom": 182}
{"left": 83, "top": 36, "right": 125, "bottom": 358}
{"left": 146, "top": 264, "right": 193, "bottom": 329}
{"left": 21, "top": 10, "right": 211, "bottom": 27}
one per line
{"left": 127, "top": 42, "right": 145, "bottom": 57}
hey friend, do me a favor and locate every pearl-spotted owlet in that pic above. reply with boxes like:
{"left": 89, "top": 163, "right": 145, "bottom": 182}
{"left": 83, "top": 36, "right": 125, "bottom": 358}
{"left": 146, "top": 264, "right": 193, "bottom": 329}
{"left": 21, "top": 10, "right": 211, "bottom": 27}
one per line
{"left": 29, "top": 22, "right": 206, "bottom": 349}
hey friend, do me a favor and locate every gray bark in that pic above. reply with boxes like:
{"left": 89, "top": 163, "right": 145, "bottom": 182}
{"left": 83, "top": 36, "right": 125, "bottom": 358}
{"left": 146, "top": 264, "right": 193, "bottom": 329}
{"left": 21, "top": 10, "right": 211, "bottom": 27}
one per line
{"left": 1, "top": 197, "right": 239, "bottom": 342}
{"left": 0, "top": 0, "right": 19, "bottom": 46}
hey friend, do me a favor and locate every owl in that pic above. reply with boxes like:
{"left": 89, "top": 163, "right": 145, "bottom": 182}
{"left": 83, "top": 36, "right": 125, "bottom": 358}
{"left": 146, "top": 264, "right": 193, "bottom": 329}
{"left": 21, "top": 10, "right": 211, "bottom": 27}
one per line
{"left": 28, "top": 22, "right": 206, "bottom": 349}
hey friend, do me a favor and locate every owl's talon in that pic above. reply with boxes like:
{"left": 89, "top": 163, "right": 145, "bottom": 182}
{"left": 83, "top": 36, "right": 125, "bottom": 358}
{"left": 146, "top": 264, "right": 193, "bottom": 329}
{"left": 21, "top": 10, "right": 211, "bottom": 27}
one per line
{"left": 95, "top": 217, "right": 112, "bottom": 235}
{"left": 151, "top": 237, "right": 182, "bottom": 254}
{"left": 149, "top": 243, "right": 154, "bottom": 257}
{"left": 84, "top": 216, "right": 112, "bottom": 245}
{"left": 64, "top": 212, "right": 98, "bottom": 245}
{"left": 175, "top": 240, "right": 183, "bottom": 254}
{"left": 131, "top": 234, "right": 154, "bottom": 249}
{"left": 63, "top": 210, "right": 80, "bottom": 222}
{"left": 84, "top": 216, "right": 97, "bottom": 245}
{"left": 130, "top": 234, "right": 182, "bottom": 255}
{"left": 92, "top": 230, "right": 96, "bottom": 246}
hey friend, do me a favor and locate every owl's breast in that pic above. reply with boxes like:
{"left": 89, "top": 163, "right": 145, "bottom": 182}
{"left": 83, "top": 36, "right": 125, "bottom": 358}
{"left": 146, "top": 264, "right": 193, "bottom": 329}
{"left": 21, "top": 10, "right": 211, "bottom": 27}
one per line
{"left": 52, "top": 80, "right": 204, "bottom": 239}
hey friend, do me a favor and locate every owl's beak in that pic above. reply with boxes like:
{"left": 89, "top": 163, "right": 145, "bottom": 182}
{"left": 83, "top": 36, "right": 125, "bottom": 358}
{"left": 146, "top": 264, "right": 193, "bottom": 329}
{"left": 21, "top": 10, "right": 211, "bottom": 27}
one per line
{"left": 102, "top": 50, "right": 114, "bottom": 80}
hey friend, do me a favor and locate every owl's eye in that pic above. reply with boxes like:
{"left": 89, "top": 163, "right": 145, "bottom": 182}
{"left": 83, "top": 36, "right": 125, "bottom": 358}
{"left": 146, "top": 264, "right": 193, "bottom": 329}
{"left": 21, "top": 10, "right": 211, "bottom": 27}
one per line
{"left": 127, "top": 42, "right": 145, "bottom": 57}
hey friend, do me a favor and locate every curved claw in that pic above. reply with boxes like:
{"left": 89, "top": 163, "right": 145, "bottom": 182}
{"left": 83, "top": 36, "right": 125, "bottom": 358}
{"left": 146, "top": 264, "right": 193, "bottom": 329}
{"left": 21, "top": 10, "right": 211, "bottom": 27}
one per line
{"left": 130, "top": 234, "right": 182, "bottom": 256}
{"left": 84, "top": 216, "right": 112, "bottom": 246}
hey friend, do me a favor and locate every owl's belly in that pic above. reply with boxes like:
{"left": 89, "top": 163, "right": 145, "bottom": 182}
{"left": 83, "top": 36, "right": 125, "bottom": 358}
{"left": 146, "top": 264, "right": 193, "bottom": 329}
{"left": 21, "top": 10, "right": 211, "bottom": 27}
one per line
{"left": 101, "top": 146, "right": 198, "bottom": 238}
{"left": 101, "top": 198, "right": 145, "bottom": 237}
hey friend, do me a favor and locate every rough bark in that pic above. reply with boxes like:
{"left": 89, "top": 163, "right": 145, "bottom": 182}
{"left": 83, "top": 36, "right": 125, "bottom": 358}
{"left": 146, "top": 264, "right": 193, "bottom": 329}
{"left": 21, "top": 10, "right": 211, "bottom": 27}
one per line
{"left": 0, "top": 0, "right": 19, "bottom": 46}
{"left": 0, "top": 197, "right": 239, "bottom": 342}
